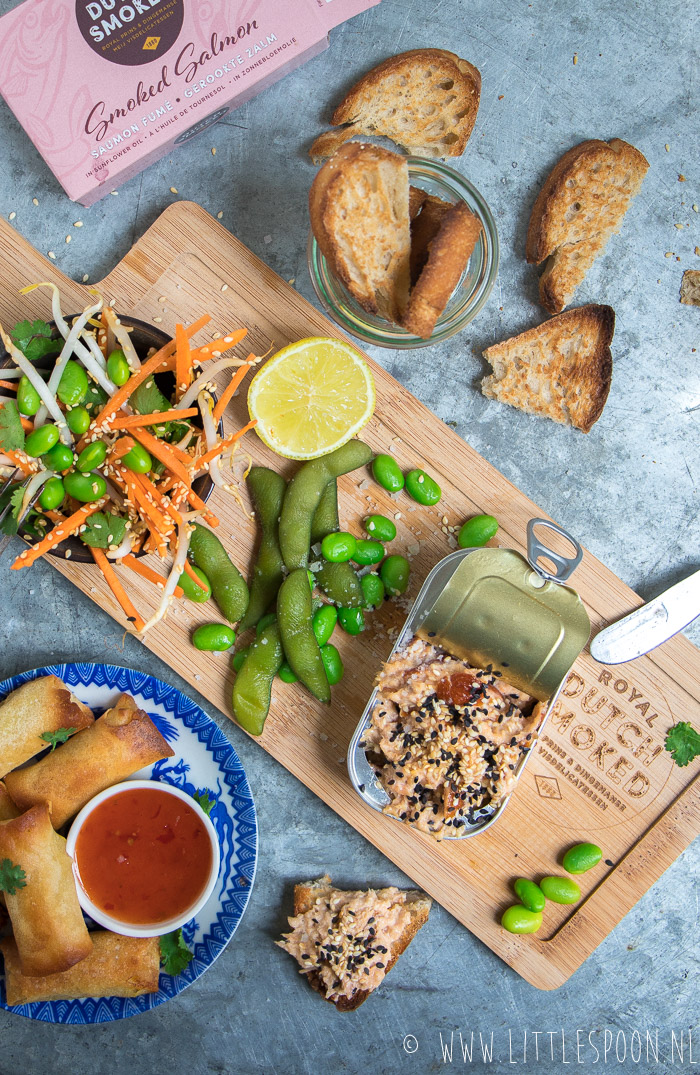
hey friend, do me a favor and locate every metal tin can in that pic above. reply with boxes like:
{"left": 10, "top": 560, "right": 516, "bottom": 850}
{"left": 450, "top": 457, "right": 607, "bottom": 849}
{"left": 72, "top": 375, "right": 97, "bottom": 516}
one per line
{"left": 347, "top": 519, "right": 591, "bottom": 838}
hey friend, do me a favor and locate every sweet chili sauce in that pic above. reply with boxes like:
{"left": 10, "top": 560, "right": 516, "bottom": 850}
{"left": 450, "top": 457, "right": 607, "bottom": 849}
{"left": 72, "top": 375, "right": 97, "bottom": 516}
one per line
{"left": 74, "top": 787, "right": 213, "bottom": 924}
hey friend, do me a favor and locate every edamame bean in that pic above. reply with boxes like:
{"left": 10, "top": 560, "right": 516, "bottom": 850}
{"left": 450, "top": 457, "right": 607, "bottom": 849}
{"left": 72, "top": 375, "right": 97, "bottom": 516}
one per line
{"left": 76, "top": 440, "right": 108, "bottom": 472}
{"left": 16, "top": 376, "right": 41, "bottom": 416}
{"left": 405, "top": 468, "right": 441, "bottom": 505}
{"left": 501, "top": 906, "right": 543, "bottom": 934}
{"left": 122, "top": 442, "right": 152, "bottom": 474}
{"left": 231, "top": 647, "right": 249, "bottom": 673}
{"left": 189, "top": 523, "right": 249, "bottom": 624}
{"left": 562, "top": 843, "right": 602, "bottom": 875}
{"left": 106, "top": 349, "right": 131, "bottom": 386}
{"left": 316, "top": 561, "right": 363, "bottom": 607}
{"left": 57, "top": 361, "right": 88, "bottom": 407}
{"left": 44, "top": 442, "right": 74, "bottom": 472}
{"left": 277, "top": 568, "right": 330, "bottom": 703}
{"left": 279, "top": 440, "right": 373, "bottom": 570}
{"left": 321, "top": 531, "right": 356, "bottom": 563}
{"left": 192, "top": 623, "right": 236, "bottom": 651}
{"left": 310, "top": 478, "right": 339, "bottom": 545}
{"left": 321, "top": 643, "right": 343, "bottom": 685}
{"left": 38, "top": 477, "right": 65, "bottom": 511}
{"left": 278, "top": 662, "right": 298, "bottom": 684}
{"left": 256, "top": 612, "right": 277, "bottom": 637}
{"left": 380, "top": 554, "right": 410, "bottom": 596}
{"left": 513, "top": 878, "right": 545, "bottom": 913}
{"left": 364, "top": 514, "right": 396, "bottom": 542}
{"left": 372, "top": 454, "right": 403, "bottom": 492}
{"left": 24, "top": 424, "right": 60, "bottom": 457}
{"left": 352, "top": 539, "right": 384, "bottom": 566}
{"left": 312, "top": 604, "right": 337, "bottom": 647}
{"left": 66, "top": 406, "right": 91, "bottom": 436}
{"left": 240, "top": 467, "right": 286, "bottom": 631}
{"left": 458, "top": 514, "right": 499, "bottom": 548}
{"left": 178, "top": 565, "right": 211, "bottom": 602}
{"left": 63, "top": 470, "right": 107, "bottom": 502}
{"left": 232, "top": 623, "right": 283, "bottom": 735}
{"left": 539, "top": 876, "right": 581, "bottom": 904}
{"left": 338, "top": 606, "right": 365, "bottom": 635}
{"left": 361, "top": 573, "right": 385, "bottom": 609}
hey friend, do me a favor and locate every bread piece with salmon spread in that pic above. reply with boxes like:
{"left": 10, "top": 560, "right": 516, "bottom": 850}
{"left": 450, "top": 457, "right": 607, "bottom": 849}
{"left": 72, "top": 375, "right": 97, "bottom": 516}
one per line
{"left": 309, "top": 49, "right": 481, "bottom": 163}
{"left": 277, "top": 876, "right": 431, "bottom": 1011}
{"left": 402, "top": 200, "right": 482, "bottom": 337}
{"left": 309, "top": 143, "right": 411, "bottom": 322}
{"left": 526, "top": 138, "right": 649, "bottom": 314}
{"left": 481, "top": 304, "right": 615, "bottom": 433}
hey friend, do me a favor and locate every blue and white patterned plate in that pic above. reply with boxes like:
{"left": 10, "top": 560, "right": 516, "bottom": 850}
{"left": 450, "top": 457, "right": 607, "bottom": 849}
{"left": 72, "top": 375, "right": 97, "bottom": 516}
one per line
{"left": 0, "top": 663, "right": 257, "bottom": 1024}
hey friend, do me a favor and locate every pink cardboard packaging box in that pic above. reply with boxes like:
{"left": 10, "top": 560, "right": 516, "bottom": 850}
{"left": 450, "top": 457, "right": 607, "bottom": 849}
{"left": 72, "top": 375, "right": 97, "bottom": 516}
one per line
{"left": 0, "top": 0, "right": 379, "bottom": 205}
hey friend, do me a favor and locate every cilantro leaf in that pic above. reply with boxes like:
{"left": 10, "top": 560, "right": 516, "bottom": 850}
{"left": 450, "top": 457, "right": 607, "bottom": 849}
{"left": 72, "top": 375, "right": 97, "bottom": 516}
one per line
{"left": 0, "top": 399, "right": 25, "bottom": 453}
{"left": 79, "top": 511, "right": 127, "bottom": 550}
{"left": 665, "top": 722, "right": 700, "bottom": 768}
{"left": 159, "top": 928, "right": 194, "bottom": 976}
{"left": 0, "top": 486, "right": 25, "bottom": 537}
{"left": 0, "top": 858, "right": 27, "bottom": 895}
{"left": 10, "top": 319, "right": 61, "bottom": 363}
{"left": 40, "top": 727, "right": 77, "bottom": 751}
{"left": 193, "top": 788, "right": 216, "bottom": 816}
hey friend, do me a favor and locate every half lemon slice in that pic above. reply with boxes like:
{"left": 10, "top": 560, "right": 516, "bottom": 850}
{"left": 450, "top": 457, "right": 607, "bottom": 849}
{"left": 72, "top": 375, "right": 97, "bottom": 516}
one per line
{"left": 247, "top": 337, "right": 375, "bottom": 460}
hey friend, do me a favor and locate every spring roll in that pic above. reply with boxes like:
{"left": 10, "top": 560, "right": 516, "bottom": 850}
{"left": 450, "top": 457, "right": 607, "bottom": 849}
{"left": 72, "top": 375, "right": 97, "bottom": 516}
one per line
{"left": 0, "top": 804, "right": 92, "bottom": 976}
{"left": 0, "top": 675, "right": 94, "bottom": 779}
{"left": 4, "top": 694, "right": 175, "bottom": 830}
{"left": 1, "top": 931, "right": 160, "bottom": 1005}
{"left": 0, "top": 781, "right": 19, "bottom": 821}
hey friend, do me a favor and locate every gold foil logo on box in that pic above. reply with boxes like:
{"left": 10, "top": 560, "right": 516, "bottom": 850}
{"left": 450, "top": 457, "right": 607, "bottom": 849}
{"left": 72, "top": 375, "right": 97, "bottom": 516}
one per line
{"left": 143, "top": 37, "right": 161, "bottom": 50}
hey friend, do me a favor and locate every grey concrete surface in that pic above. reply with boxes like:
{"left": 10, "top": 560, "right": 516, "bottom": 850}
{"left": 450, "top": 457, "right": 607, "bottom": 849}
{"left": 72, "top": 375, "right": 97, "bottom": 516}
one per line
{"left": 0, "top": 0, "right": 698, "bottom": 1072}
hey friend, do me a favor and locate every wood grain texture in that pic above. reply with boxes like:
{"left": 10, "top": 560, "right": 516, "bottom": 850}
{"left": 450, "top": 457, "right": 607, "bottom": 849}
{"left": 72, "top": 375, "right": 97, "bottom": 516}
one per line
{"left": 1, "top": 202, "right": 698, "bottom": 989}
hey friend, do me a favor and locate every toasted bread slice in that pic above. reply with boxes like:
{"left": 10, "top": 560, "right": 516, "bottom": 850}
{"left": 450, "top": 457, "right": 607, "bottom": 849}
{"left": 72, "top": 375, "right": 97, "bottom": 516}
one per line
{"left": 309, "top": 49, "right": 481, "bottom": 162}
{"left": 279, "top": 876, "right": 431, "bottom": 1011}
{"left": 481, "top": 304, "right": 614, "bottom": 432}
{"left": 409, "top": 193, "right": 452, "bottom": 283}
{"left": 309, "top": 143, "right": 410, "bottom": 322}
{"left": 527, "top": 138, "right": 648, "bottom": 313}
{"left": 402, "top": 201, "right": 481, "bottom": 337}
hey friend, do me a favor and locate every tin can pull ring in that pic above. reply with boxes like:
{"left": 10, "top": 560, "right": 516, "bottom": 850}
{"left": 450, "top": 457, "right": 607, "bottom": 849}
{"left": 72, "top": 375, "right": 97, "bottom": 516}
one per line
{"left": 526, "top": 518, "right": 583, "bottom": 584}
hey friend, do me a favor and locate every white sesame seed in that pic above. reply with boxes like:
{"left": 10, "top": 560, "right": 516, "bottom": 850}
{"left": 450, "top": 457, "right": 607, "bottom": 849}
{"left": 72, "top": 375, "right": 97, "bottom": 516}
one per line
{"left": 65, "top": 235, "right": 71, "bottom": 243}
{"left": 665, "top": 144, "right": 670, "bottom": 152}
{"left": 217, "top": 211, "right": 223, "bottom": 219}
{"left": 170, "top": 187, "right": 178, "bottom": 194}
{"left": 693, "top": 205, "right": 699, "bottom": 213}
{"left": 8, "top": 211, "right": 15, "bottom": 220}
{"left": 665, "top": 252, "right": 674, "bottom": 257}
{"left": 573, "top": 52, "right": 578, "bottom": 64}
{"left": 154, "top": 316, "right": 163, "bottom": 323}
{"left": 221, "top": 284, "right": 229, "bottom": 292}
{"left": 48, "top": 251, "right": 56, "bottom": 259}
{"left": 32, "top": 197, "right": 39, "bottom": 205}
{"left": 675, "top": 223, "right": 684, "bottom": 229}
{"left": 211, "top": 147, "right": 216, "bottom": 156}
{"left": 110, "top": 190, "right": 118, "bottom": 195}
{"left": 83, "top": 274, "right": 89, "bottom": 282}
{"left": 74, "top": 221, "right": 83, "bottom": 227}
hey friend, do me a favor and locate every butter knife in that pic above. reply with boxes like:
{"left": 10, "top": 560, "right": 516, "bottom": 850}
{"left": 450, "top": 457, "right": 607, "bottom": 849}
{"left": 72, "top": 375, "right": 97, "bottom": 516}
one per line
{"left": 590, "top": 568, "right": 700, "bottom": 664}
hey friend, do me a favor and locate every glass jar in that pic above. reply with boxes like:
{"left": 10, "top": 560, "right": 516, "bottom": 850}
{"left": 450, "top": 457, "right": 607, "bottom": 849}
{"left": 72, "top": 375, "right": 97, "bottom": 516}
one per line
{"left": 307, "top": 157, "right": 499, "bottom": 349}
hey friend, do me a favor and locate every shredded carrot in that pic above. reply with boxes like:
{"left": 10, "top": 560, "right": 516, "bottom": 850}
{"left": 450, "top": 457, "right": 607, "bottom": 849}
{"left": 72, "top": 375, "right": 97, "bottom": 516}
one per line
{"left": 211, "top": 357, "right": 257, "bottom": 424}
{"left": 108, "top": 408, "right": 198, "bottom": 430}
{"left": 0, "top": 379, "right": 17, "bottom": 391}
{"left": 11, "top": 497, "right": 108, "bottom": 569}
{"left": 185, "top": 487, "right": 219, "bottom": 526}
{"left": 191, "top": 327, "right": 248, "bottom": 363}
{"left": 175, "top": 323, "right": 192, "bottom": 401}
{"left": 183, "top": 558, "right": 209, "bottom": 591}
{"left": 110, "top": 437, "right": 136, "bottom": 459}
{"left": 90, "top": 547, "right": 146, "bottom": 632}
{"left": 121, "top": 554, "right": 184, "bottom": 598}
{"left": 128, "top": 427, "right": 192, "bottom": 484}
{"left": 5, "top": 449, "right": 36, "bottom": 477}
{"left": 197, "top": 419, "right": 257, "bottom": 467}
{"left": 20, "top": 417, "right": 33, "bottom": 433}
{"left": 85, "top": 314, "right": 211, "bottom": 437}
{"left": 133, "top": 472, "right": 182, "bottom": 528}
{"left": 117, "top": 467, "right": 171, "bottom": 536}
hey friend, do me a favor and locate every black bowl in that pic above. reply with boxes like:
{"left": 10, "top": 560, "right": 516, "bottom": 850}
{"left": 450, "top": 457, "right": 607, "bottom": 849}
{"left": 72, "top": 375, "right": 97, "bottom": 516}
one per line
{"left": 1, "top": 315, "right": 218, "bottom": 563}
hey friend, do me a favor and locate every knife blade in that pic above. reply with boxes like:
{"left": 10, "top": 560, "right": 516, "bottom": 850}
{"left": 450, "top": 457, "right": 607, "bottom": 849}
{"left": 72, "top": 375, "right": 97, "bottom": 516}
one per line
{"left": 590, "top": 567, "right": 700, "bottom": 664}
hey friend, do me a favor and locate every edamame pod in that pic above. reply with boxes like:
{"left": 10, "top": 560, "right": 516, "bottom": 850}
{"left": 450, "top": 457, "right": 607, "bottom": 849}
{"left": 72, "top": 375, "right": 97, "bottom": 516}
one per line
{"left": 256, "top": 612, "right": 277, "bottom": 637}
{"left": 279, "top": 440, "right": 373, "bottom": 570}
{"left": 310, "top": 478, "right": 339, "bottom": 545}
{"left": 232, "top": 623, "right": 283, "bottom": 735}
{"left": 239, "top": 466, "right": 286, "bottom": 631}
{"left": 315, "top": 561, "right": 364, "bottom": 608}
{"left": 277, "top": 568, "right": 330, "bottom": 703}
{"left": 189, "top": 523, "right": 249, "bottom": 625}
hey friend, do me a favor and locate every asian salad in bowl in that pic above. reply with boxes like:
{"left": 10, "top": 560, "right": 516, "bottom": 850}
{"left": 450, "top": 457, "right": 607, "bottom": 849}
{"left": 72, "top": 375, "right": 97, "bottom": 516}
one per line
{"left": 0, "top": 283, "right": 259, "bottom": 634}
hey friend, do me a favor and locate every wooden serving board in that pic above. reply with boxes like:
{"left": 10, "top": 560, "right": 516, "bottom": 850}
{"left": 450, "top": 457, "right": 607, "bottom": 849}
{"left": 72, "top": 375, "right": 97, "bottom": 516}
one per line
{"left": 1, "top": 202, "right": 698, "bottom": 990}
